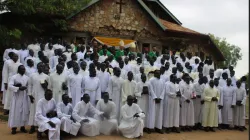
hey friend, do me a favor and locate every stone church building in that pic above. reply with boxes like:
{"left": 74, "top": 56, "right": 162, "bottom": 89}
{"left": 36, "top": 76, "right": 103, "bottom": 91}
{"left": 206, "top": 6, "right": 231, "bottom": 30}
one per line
{"left": 58, "top": 0, "right": 224, "bottom": 66}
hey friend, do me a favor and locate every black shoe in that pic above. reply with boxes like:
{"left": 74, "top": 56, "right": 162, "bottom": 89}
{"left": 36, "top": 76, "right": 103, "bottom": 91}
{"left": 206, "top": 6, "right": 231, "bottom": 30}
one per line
{"left": 175, "top": 127, "right": 181, "bottom": 133}
{"left": 37, "top": 132, "right": 42, "bottom": 140}
{"left": 204, "top": 127, "right": 209, "bottom": 132}
{"left": 210, "top": 127, "right": 215, "bottom": 132}
{"left": 165, "top": 128, "right": 170, "bottom": 134}
{"left": 4, "top": 110, "right": 9, "bottom": 115}
{"left": 234, "top": 126, "right": 239, "bottom": 130}
{"left": 187, "top": 126, "right": 192, "bottom": 132}
{"left": 155, "top": 128, "right": 164, "bottom": 134}
{"left": 11, "top": 128, "right": 17, "bottom": 135}
{"left": 29, "top": 126, "right": 35, "bottom": 134}
{"left": 239, "top": 127, "right": 244, "bottom": 131}
{"left": 20, "top": 126, "right": 27, "bottom": 133}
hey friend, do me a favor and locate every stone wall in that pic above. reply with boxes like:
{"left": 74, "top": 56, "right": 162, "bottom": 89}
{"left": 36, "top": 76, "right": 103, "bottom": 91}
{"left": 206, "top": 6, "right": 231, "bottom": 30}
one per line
{"left": 68, "top": 0, "right": 165, "bottom": 40}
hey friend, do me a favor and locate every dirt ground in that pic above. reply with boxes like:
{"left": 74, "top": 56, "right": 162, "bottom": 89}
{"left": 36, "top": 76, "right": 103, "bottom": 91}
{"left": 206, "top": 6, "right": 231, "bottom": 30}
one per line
{"left": 0, "top": 121, "right": 248, "bottom": 140}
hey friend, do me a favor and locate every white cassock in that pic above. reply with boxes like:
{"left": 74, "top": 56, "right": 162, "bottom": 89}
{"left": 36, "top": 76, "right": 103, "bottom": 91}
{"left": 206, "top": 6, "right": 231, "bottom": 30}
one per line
{"left": 219, "top": 79, "right": 227, "bottom": 88}
{"left": 221, "top": 86, "right": 236, "bottom": 125}
{"left": 129, "top": 60, "right": 139, "bottom": 75}
{"left": 203, "top": 64, "right": 213, "bottom": 76}
{"left": 96, "top": 99, "right": 118, "bottom": 135}
{"left": 67, "top": 73, "right": 83, "bottom": 107}
{"left": 76, "top": 51, "right": 86, "bottom": 62}
{"left": 63, "top": 52, "right": 72, "bottom": 63}
{"left": 121, "top": 80, "right": 137, "bottom": 105}
{"left": 28, "top": 72, "right": 49, "bottom": 126}
{"left": 215, "top": 69, "right": 223, "bottom": 78}
{"left": 53, "top": 44, "right": 65, "bottom": 51}
{"left": 97, "top": 71, "right": 110, "bottom": 92}
{"left": 35, "top": 98, "right": 61, "bottom": 140}
{"left": 148, "top": 77, "right": 165, "bottom": 129}
{"left": 179, "top": 83, "right": 195, "bottom": 126}
{"left": 45, "top": 49, "right": 55, "bottom": 59}
{"left": 79, "top": 69, "right": 89, "bottom": 78}
{"left": 124, "top": 64, "right": 132, "bottom": 72}
{"left": 216, "top": 86, "right": 223, "bottom": 124}
{"left": 48, "top": 72, "right": 67, "bottom": 103}
{"left": 176, "top": 71, "right": 183, "bottom": 79}
{"left": 57, "top": 102, "right": 81, "bottom": 136}
{"left": 110, "top": 60, "right": 119, "bottom": 68}
{"left": 3, "top": 48, "right": 12, "bottom": 61}
{"left": 119, "top": 103, "right": 145, "bottom": 139}
{"left": 231, "top": 76, "right": 237, "bottom": 87}
{"left": 135, "top": 81, "right": 150, "bottom": 127}
{"left": 28, "top": 43, "right": 40, "bottom": 57}
{"left": 160, "top": 74, "right": 169, "bottom": 83}
{"left": 134, "top": 73, "right": 145, "bottom": 83}
{"left": 163, "top": 81, "right": 180, "bottom": 128}
{"left": 72, "top": 101, "right": 103, "bottom": 137}
{"left": 107, "top": 76, "right": 124, "bottom": 120}
{"left": 3, "top": 60, "right": 21, "bottom": 110}
{"left": 8, "top": 74, "right": 29, "bottom": 128}
{"left": 25, "top": 66, "right": 37, "bottom": 77}
{"left": 1, "top": 60, "right": 10, "bottom": 104}
{"left": 193, "top": 83, "right": 205, "bottom": 124}
{"left": 49, "top": 55, "right": 59, "bottom": 70}
{"left": 234, "top": 87, "right": 247, "bottom": 126}
{"left": 82, "top": 76, "right": 101, "bottom": 106}
{"left": 202, "top": 87, "right": 220, "bottom": 127}
{"left": 18, "top": 49, "right": 29, "bottom": 65}
{"left": 120, "top": 68, "right": 127, "bottom": 80}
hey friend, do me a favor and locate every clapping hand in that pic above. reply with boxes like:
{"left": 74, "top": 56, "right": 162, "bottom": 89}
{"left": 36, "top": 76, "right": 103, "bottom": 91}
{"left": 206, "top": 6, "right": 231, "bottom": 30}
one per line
{"left": 133, "top": 113, "right": 139, "bottom": 118}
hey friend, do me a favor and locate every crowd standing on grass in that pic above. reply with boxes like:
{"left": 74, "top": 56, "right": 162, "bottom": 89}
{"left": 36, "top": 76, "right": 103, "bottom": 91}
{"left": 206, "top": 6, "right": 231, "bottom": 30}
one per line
{"left": 1, "top": 38, "right": 248, "bottom": 140}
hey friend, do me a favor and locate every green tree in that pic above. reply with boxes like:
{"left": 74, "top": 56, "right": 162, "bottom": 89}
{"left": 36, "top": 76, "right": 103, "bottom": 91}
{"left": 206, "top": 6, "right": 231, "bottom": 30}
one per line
{"left": 208, "top": 33, "right": 242, "bottom": 68}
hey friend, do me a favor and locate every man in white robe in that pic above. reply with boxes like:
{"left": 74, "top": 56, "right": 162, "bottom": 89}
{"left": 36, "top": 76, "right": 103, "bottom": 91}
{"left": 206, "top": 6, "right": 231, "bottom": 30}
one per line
{"left": 63, "top": 45, "right": 72, "bottom": 63}
{"left": 25, "top": 59, "right": 37, "bottom": 77}
{"left": 57, "top": 94, "right": 81, "bottom": 136}
{"left": 28, "top": 62, "right": 49, "bottom": 134}
{"left": 121, "top": 71, "right": 137, "bottom": 105}
{"left": 202, "top": 80, "right": 220, "bottom": 132}
{"left": 35, "top": 89, "right": 61, "bottom": 140}
{"left": 119, "top": 95, "right": 145, "bottom": 139}
{"left": 79, "top": 61, "right": 89, "bottom": 77}
{"left": 214, "top": 78, "right": 223, "bottom": 129}
{"left": 96, "top": 92, "right": 118, "bottom": 135}
{"left": 67, "top": 65, "right": 83, "bottom": 107}
{"left": 82, "top": 68, "right": 101, "bottom": 106}
{"left": 160, "top": 66, "right": 169, "bottom": 83}
{"left": 179, "top": 76, "right": 195, "bottom": 131}
{"left": 163, "top": 74, "right": 181, "bottom": 133}
{"left": 3, "top": 53, "right": 21, "bottom": 113}
{"left": 28, "top": 39, "right": 40, "bottom": 57}
{"left": 134, "top": 67, "right": 145, "bottom": 83}
{"left": 8, "top": 65, "right": 29, "bottom": 134}
{"left": 193, "top": 78, "right": 205, "bottom": 129}
{"left": 148, "top": 70, "right": 165, "bottom": 133}
{"left": 53, "top": 39, "right": 65, "bottom": 51}
{"left": 219, "top": 72, "right": 228, "bottom": 88}
{"left": 221, "top": 79, "right": 236, "bottom": 129}
{"left": 107, "top": 68, "right": 124, "bottom": 120}
{"left": 135, "top": 74, "right": 150, "bottom": 133}
{"left": 72, "top": 94, "right": 104, "bottom": 137}
{"left": 24, "top": 49, "right": 36, "bottom": 67}
{"left": 48, "top": 64, "right": 68, "bottom": 103}
{"left": 234, "top": 81, "right": 247, "bottom": 131}
{"left": 97, "top": 63, "right": 111, "bottom": 96}
{"left": 18, "top": 43, "right": 29, "bottom": 65}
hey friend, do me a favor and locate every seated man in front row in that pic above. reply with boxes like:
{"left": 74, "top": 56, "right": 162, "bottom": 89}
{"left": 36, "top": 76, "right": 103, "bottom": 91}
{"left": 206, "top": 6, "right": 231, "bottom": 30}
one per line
{"left": 72, "top": 94, "right": 104, "bottom": 137}
{"left": 96, "top": 92, "right": 118, "bottom": 135}
{"left": 35, "top": 89, "right": 61, "bottom": 140}
{"left": 57, "top": 94, "right": 81, "bottom": 136}
{"left": 119, "top": 95, "right": 145, "bottom": 139}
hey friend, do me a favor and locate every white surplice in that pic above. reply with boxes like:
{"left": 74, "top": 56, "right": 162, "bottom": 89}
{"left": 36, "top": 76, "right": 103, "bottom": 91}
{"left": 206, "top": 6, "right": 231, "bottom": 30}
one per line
{"left": 35, "top": 98, "right": 61, "bottom": 140}
{"left": 8, "top": 74, "right": 29, "bottom": 128}
{"left": 96, "top": 99, "right": 118, "bottom": 135}
{"left": 48, "top": 72, "right": 67, "bottom": 104}
{"left": 57, "top": 102, "right": 81, "bottom": 136}
{"left": 72, "top": 101, "right": 103, "bottom": 136}
{"left": 121, "top": 80, "right": 137, "bottom": 105}
{"left": 221, "top": 86, "right": 236, "bottom": 125}
{"left": 163, "top": 81, "right": 180, "bottom": 128}
{"left": 67, "top": 73, "right": 83, "bottom": 107}
{"left": 179, "top": 83, "right": 195, "bottom": 126}
{"left": 119, "top": 103, "right": 145, "bottom": 138}
{"left": 28, "top": 72, "right": 49, "bottom": 126}
{"left": 234, "top": 87, "right": 247, "bottom": 126}
{"left": 148, "top": 77, "right": 165, "bottom": 129}
{"left": 107, "top": 76, "right": 124, "bottom": 120}
{"left": 82, "top": 76, "right": 101, "bottom": 106}
{"left": 135, "top": 81, "right": 150, "bottom": 127}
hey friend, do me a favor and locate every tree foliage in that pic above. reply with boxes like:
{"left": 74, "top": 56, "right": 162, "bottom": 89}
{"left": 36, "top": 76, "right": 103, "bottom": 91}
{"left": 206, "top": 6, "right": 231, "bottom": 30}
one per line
{"left": 208, "top": 33, "right": 242, "bottom": 68}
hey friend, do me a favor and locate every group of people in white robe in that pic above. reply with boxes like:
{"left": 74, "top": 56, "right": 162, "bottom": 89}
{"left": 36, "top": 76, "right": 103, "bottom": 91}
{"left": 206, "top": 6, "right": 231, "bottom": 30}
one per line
{"left": 1, "top": 39, "right": 248, "bottom": 140}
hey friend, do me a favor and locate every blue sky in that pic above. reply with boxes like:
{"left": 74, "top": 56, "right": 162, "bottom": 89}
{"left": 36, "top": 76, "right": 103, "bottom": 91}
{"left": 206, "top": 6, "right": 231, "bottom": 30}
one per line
{"left": 161, "top": 0, "right": 249, "bottom": 78}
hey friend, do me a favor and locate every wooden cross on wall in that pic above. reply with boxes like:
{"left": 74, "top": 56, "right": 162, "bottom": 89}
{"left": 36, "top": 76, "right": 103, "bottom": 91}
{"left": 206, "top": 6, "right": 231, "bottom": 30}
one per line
{"left": 116, "top": 0, "right": 126, "bottom": 13}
